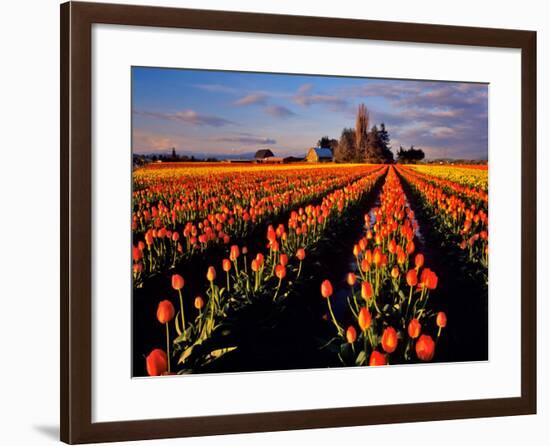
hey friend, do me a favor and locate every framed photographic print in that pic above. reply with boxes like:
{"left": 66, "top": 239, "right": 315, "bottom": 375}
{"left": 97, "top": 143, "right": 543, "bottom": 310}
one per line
{"left": 60, "top": 1, "right": 537, "bottom": 443}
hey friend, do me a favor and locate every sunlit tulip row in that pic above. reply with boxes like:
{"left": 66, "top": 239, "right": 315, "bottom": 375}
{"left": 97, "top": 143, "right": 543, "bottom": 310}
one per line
{"left": 396, "top": 166, "right": 488, "bottom": 271}
{"left": 132, "top": 164, "right": 380, "bottom": 284}
{"left": 145, "top": 166, "right": 388, "bottom": 375}
{"left": 321, "top": 166, "right": 445, "bottom": 366}
{"left": 409, "top": 164, "right": 488, "bottom": 193}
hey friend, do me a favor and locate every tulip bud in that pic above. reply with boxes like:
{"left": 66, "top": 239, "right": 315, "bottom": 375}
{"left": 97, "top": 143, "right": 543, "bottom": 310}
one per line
{"left": 296, "top": 248, "right": 306, "bottom": 261}
{"left": 346, "top": 272, "right": 357, "bottom": 286}
{"left": 146, "top": 349, "right": 168, "bottom": 376}
{"left": 369, "top": 350, "right": 387, "bottom": 366}
{"left": 194, "top": 296, "right": 204, "bottom": 310}
{"left": 416, "top": 334, "right": 435, "bottom": 361}
{"left": 358, "top": 307, "right": 372, "bottom": 331}
{"left": 222, "top": 259, "right": 231, "bottom": 272}
{"left": 320, "top": 280, "right": 333, "bottom": 298}
{"left": 275, "top": 264, "right": 286, "bottom": 280}
{"left": 406, "top": 269, "right": 418, "bottom": 287}
{"left": 436, "top": 311, "right": 447, "bottom": 328}
{"left": 407, "top": 318, "right": 421, "bottom": 339}
{"left": 391, "top": 266, "right": 400, "bottom": 279}
{"left": 381, "top": 326, "right": 398, "bottom": 353}
{"left": 361, "top": 281, "right": 373, "bottom": 301}
{"left": 156, "top": 300, "right": 175, "bottom": 324}
{"left": 206, "top": 266, "right": 216, "bottom": 282}
{"left": 346, "top": 326, "right": 357, "bottom": 344}
{"left": 171, "top": 274, "right": 184, "bottom": 290}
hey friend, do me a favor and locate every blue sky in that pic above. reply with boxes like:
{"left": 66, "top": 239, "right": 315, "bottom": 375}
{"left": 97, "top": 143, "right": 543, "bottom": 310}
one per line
{"left": 132, "top": 67, "right": 488, "bottom": 160}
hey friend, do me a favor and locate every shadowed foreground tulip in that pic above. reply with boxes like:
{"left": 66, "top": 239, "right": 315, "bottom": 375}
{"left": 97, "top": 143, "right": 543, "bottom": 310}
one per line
{"left": 320, "top": 280, "right": 333, "bottom": 298}
{"left": 146, "top": 348, "right": 168, "bottom": 376}
{"left": 416, "top": 334, "right": 435, "bottom": 361}
{"left": 436, "top": 311, "right": 447, "bottom": 337}
{"left": 346, "top": 326, "right": 357, "bottom": 344}
{"left": 157, "top": 300, "right": 175, "bottom": 373}
{"left": 381, "top": 326, "right": 398, "bottom": 353}
{"left": 369, "top": 350, "right": 387, "bottom": 366}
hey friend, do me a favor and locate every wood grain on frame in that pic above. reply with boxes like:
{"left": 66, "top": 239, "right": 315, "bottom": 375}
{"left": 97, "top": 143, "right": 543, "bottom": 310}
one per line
{"left": 60, "top": 2, "right": 536, "bottom": 443}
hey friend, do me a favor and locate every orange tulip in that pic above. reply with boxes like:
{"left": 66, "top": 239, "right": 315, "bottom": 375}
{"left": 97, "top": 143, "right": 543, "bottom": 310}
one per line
{"left": 346, "top": 326, "right": 357, "bottom": 344}
{"left": 222, "top": 258, "right": 231, "bottom": 272}
{"left": 171, "top": 274, "right": 184, "bottom": 290}
{"left": 320, "top": 280, "right": 333, "bottom": 298}
{"left": 229, "top": 245, "right": 240, "bottom": 261}
{"left": 346, "top": 272, "right": 357, "bottom": 286}
{"left": 406, "top": 269, "right": 418, "bottom": 287}
{"left": 194, "top": 296, "right": 204, "bottom": 310}
{"left": 414, "top": 253, "right": 424, "bottom": 269}
{"left": 381, "top": 326, "right": 398, "bottom": 353}
{"left": 296, "top": 248, "right": 306, "bottom": 261}
{"left": 146, "top": 349, "right": 168, "bottom": 376}
{"left": 369, "top": 350, "right": 387, "bottom": 366}
{"left": 358, "top": 307, "right": 372, "bottom": 331}
{"left": 156, "top": 300, "right": 175, "bottom": 324}
{"left": 436, "top": 311, "right": 447, "bottom": 328}
{"left": 279, "top": 253, "right": 289, "bottom": 266}
{"left": 251, "top": 259, "right": 260, "bottom": 272}
{"left": 206, "top": 266, "right": 216, "bottom": 282}
{"left": 407, "top": 318, "right": 421, "bottom": 339}
{"left": 416, "top": 334, "right": 435, "bottom": 361}
{"left": 361, "top": 281, "right": 373, "bottom": 301}
{"left": 391, "top": 266, "right": 400, "bottom": 279}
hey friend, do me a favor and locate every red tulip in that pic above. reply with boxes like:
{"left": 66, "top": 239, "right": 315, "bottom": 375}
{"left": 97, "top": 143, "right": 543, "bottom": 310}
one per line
{"left": 171, "top": 274, "right": 184, "bottom": 290}
{"left": 296, "top": 248, "right": 306, "bottom": 261}
{"left": 358, "top": 307, "right": 372, "bottom": 331}
{"left": 275, "top": 264, "right": 287, "bottom": 280}
{"left": 406, "top": 269, "right": 418, "bottom": 287}
{"left": 369, "top": 350, "right": 387, "bottom": 366}
{"left": 156, "top": 300, "right": 175, "bottom": 324}
{"left": 381, "top": 326, "right": 398, "bottom": 353}
{"left": 279, "top": 253, "right": 289, "bottom": 266}
{"left": 346, "top": 326, "right": 357, "bottom": 344}
{"left": 361, "top": 281, "right": 373, "bottom": 301}
{"left": 320, "top": 280, "right": 333, "bottom": 298}
{"left": 407, "top": 318, "right": 421, "bottom": 339}
{"left": 416, "top": 334, "right": 435, "bottom": 361}
{"left": 146, "top": 349, "right": 168, "bottom": 376}
{"left": 414, "top": 253, "right": 424, "bottom": 269}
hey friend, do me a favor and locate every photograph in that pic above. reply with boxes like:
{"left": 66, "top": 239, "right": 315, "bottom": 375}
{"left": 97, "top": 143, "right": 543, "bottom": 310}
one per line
{"left": 131, "top": 67, "right": 489, "bottom": 377}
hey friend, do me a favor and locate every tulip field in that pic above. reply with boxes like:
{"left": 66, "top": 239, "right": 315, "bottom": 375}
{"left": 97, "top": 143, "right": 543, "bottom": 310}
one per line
{"left": 132, "top": 162, "right": 489, "bottom": 377}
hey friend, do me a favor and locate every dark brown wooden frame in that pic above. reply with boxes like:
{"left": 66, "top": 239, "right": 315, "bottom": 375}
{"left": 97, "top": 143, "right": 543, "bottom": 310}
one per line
{"left": 60, "top": 1, "right": 537, "bottom": 443}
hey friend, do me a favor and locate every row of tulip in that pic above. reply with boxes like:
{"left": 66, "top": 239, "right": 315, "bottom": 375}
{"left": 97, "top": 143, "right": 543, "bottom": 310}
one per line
{"left": 132, "top": 165, "right": 380, "bottom": 285}
{"left": 320, "top": 166, "right": 446, "bottom": 366}
{"left": 144, "top": 166, "right": 388, "bottom": 375}
{"left": 409, "top": 164, "right": 488, "bottom": 195}
{"left": 396, "top": 166, "right": 488, "bottom": 271}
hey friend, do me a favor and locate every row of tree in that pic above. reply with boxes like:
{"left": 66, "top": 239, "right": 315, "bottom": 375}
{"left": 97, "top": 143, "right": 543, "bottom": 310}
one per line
{"left": 317, "top": 103, "right": 425, "bottom": 164}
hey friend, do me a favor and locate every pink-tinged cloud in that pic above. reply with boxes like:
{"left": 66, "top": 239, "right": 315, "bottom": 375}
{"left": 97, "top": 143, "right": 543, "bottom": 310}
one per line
{"left": 133, "top": 129, "right": 185, "bottom": 152}
{"left": 234, "top": 93, "right": 268, "bottom": 106}
{"left": 134, "top": 109, "right": 236, "bottom": 127}
{"left": 293, "top": 84, "right": 347, "bottom": 109}
{"left": 264, "top": 105, "right": 296, "bottom": 117}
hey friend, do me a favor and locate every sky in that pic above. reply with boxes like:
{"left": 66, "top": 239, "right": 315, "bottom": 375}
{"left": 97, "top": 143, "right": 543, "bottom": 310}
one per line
{"left": 132, "top": 67, "right": 488, "bottom": 160}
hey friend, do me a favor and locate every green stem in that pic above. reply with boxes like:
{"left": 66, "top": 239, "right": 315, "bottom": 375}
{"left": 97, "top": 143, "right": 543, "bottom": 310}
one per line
{"left": 297, "top": 261, "right": 302, "bottom": 279}
{"left": 178, "top": 289, "right": 185, "bottom": 335}
{"left": 165, "top": 322, "right": 171, "bottom": 373}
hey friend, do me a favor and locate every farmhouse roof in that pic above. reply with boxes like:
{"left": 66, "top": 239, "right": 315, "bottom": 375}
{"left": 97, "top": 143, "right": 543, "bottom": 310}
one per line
{"left": 311, "top": 147, "right": 333, "bottom": 159}
{"left": 254, "top": 149, "right": 275, "bottom": 159}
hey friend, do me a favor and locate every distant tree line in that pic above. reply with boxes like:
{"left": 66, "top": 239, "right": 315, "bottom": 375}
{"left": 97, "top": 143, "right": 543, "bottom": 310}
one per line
{"left": 395, "top": 145, "right": 425, "bottom": 164}
{"left": 315, "top": 103, "right": 430, "bottom": 165}
{"left": 333, "top": 104, "right": 395, "bottom": 164}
